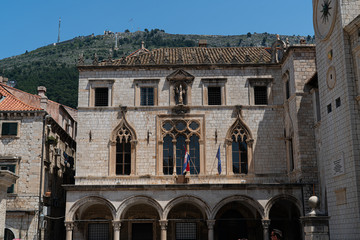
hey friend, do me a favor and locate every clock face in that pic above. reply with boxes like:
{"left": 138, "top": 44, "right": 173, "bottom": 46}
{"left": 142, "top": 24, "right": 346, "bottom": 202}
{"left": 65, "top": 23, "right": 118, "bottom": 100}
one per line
{"left": 314, "top": 0, "right": 337, "bottom": 40}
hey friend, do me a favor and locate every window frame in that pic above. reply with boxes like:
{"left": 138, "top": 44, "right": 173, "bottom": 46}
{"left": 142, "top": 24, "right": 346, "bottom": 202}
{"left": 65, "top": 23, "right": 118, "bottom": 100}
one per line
{"left": 134, "top": 79, "right": 159, "bottom": 106}
{"left": 201, "top": 79, "right": 227, "bottom": 106}
{"left": 88, "top": 79, "right": 114, "bottom": 107}
{"left": 0, "top": 121, "right": 20, "bottom": 138}
{"left": 0, "top": 156, "right": 20, "bottom": 194}
{"left": 248, "top": 78, "right": 273, "bottom": 105}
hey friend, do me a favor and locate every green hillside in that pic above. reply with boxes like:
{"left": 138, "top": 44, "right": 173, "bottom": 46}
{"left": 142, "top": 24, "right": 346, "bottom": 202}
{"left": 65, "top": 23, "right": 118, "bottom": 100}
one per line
{"left": 0, "top": 30, "right": 314, "bottom": 108}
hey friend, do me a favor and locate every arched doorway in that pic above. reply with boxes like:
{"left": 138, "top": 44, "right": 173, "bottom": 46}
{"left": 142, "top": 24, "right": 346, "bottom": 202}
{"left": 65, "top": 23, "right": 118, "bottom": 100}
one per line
{"left": 4, "top": 228, "right": 15, "bottom": 240}
{"left": 121, "top": 204, "right": 161, "bottom": 240}
{"left": 214, "top": 201, "right": 262, "bottom": 240}
{"left": 167, "top": 203, "right": 208, "bottom": 240}
{"left": 73, "top": 202, "right": 114, "bottom": 240}
{"left": 269, "top": 199, "right": 302, "bottom": 240}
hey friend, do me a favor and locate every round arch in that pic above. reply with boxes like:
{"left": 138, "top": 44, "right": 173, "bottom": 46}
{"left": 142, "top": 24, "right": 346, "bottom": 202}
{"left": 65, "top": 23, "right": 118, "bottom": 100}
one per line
{"left": 163, "top": 195, "right": 211, "bottom": 220}
{"left": 211, "top": 195, "right": 265, "bottom": 220}
{"left": 117, "top": 195, "right": 163, "bottom": 220}
{"left": 264, "top": 194, "right": 303, "bottom": 219}
{"left": 66, "top": 195, "right": 117, "bottom": 222}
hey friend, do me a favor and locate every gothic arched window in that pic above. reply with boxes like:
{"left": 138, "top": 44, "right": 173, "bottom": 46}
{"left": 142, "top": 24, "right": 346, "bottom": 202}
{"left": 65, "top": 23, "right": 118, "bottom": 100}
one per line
{"left": 226, "top": 116, "right": 253, "bottom": 175}
{"left": 110, "top": 117, "right": 137, "bottom": 176}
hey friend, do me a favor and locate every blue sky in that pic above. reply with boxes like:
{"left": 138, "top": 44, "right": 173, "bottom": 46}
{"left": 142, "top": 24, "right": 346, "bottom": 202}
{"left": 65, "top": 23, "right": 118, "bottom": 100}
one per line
{"left": 0, "top": 0, "right": 314, "bottom": 60}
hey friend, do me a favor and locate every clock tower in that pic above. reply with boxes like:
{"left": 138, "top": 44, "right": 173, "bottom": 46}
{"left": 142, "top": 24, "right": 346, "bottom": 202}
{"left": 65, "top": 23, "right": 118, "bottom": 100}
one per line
{"left": 313, "top": 0, "right": 360, "bottom": 238}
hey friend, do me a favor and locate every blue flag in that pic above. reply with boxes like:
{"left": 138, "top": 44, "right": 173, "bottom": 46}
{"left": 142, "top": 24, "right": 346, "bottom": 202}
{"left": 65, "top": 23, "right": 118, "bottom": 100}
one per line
{"left": 216, "top": 145, "right": 221, "bottom": 174}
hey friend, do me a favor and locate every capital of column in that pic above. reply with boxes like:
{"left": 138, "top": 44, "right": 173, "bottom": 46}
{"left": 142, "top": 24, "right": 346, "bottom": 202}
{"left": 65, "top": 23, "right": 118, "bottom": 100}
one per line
{"left": 159, "top": 220, "right": 168, "bottom": 230}
{"left": 207, "top": 220, "right": 216, "bottom": 230}
{"left": 112, "top": 221, "right": 121, "bottom": 231}
{"left": 262, "top": 219, "right": 271, "bottom": 229}
{"left": 64, "top": 221, "right": 75, "bottom": 231}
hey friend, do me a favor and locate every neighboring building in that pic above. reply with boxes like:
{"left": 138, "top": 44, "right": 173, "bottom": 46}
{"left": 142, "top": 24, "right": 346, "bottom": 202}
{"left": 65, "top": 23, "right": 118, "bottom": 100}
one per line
{"left": 0, "top": 77, "right": 76, "bottom": 240}
{"left": 64, "top": 39, "right": 318, "bottom": 240}
{"left": 312, "top": 0, "right": 360, "bottom": 238}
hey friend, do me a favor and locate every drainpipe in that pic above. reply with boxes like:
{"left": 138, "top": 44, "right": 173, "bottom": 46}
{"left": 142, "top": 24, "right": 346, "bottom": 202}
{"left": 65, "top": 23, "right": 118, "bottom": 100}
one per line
{"left": 38, "top": 113, "right": 50, "bottom": 240}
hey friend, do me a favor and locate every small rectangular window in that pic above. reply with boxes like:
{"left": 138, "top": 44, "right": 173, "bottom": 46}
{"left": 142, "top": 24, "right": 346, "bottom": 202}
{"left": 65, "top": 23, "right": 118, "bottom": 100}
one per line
{"left": 140, "top": 87, "right": 154, "bottom": 106}
{"left": 327, "top": 103, "right": 332, "bottom": 113}
{"left": 254, "top": 86, "right": 268, "bottom": 105}
{"left": 336, "top": 97, "right": 341, "bottom": 108}
{"left": 2, "top": 122, "right": 18, "bottom": 136}
{"left": 208, "top": 87, "right": 222, "bottom": 105}
{"left": 94, "top": 88, "right": 108, "bottom": 106}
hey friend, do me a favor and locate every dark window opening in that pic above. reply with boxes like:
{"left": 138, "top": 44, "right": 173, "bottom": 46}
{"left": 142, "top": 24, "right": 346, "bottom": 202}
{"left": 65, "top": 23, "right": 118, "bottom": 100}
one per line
{"left": 176, "top": 222, "right": 197, "bottom": 240}
{"left": 286, "top": 81, "right": 290, "bottom": 99}
{"left": 254, "top": 86, "right": 268, "bottom": 105}
{"left": 289, "top": 139, "right": 294, "bottom": 172}
{"left": 94, "top": 88, "right": 108, "bottom": 106}
{"left": 163, "top": 135, "right": 174, "bottom": 175}
{"left": 88, "top": 223, "right": 109, "bottom": 240}
{"left": 2, "top": 122, "right": 18, "bottom": 136}
{"left": 327, "top": 103, "right": 332, "bottom": 113}
{"left": 116, "top": 138, "right": 131, "bottom": 175}
{"left": 141, "top": 87, "right": 154, "bottom": 106}
{"left": 208, "top": 87, "right": 221, "bottom": 105}
{"left": 336, "top": 97, "right": 341, "bottom": 108}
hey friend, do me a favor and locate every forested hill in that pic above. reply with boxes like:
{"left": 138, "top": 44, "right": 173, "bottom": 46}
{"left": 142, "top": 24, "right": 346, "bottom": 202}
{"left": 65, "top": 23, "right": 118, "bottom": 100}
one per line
{"left": 0, "top": 30, "right": 315, "bottom": 108}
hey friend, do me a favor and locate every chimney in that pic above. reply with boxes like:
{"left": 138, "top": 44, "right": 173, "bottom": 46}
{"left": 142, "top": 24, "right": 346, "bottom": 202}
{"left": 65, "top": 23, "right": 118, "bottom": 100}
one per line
{"left": 37, "top": 86, "right": 48, "bottom": 110}
{"left": 198, "top": 39, "right": 207, "bottom": 48}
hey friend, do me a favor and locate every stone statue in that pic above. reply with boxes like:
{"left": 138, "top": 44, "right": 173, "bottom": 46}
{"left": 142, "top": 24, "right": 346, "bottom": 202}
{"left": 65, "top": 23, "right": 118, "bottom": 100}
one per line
{"left": 176, "top": 84, "right": 186, "bottom": 105}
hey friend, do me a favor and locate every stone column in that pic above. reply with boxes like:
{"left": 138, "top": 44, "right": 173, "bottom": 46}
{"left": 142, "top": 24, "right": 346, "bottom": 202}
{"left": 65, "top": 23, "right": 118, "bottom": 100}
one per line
{"left": 64, "top": 221, "right": 74, "bottom": 240}
{"left": 300, "top": 196, "right": 330, "bottom": 240}
{"left": 159, "top": 220, "right": 168, "bottom": 240}
{"left": 0, "top": 171, "right": 18, "bottom": 240}
{"left": 207, "top": 220, "right": 216, "bottom": 240}
{"left": 113, "top": 221, "right": 121, "bottom": 240}
{"left": 262, "top": 219, "right": 271, "bottom": 240}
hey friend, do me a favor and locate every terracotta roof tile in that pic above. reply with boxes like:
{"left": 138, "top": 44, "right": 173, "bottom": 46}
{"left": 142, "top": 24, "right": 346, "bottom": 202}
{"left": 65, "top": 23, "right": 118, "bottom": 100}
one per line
{"left": 100, "top": 47, "right": 271, "bottom": 66}
{"left": 0, "top": 84, "right": 42, "bottom": 111}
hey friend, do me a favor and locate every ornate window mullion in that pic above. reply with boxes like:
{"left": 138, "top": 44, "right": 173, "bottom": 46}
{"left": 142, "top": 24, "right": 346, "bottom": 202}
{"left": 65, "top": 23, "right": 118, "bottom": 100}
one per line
{"left": 172, "top": 139, "right": 177, "bottom": 176}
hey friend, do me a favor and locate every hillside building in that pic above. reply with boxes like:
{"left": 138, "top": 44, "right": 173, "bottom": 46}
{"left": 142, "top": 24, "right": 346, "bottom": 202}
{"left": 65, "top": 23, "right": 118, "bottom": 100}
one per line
{"left": 0, "top": 78, "right": 76, "bottom": 240}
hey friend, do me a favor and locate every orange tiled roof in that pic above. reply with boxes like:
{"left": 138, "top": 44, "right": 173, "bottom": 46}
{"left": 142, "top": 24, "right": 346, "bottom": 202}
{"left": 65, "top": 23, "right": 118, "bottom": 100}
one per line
{"left": 0, "top": 84, "right": 42, "bottom": 111}
{"left": 99, "top": 47, "right": 271, "bottom": 66}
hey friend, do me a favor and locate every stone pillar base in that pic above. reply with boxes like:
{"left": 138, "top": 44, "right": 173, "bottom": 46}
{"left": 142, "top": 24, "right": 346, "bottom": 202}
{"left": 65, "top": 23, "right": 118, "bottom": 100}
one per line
{"left": 301, "top": 215, "right": 330, "bottom": 240}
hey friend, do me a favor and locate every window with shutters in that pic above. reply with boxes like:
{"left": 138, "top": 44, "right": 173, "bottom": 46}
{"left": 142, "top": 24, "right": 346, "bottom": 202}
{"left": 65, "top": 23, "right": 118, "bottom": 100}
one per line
{"left": 1, "top": 122, "right": 19, "bottom": 138}
{"left": 134, "top": 79, "right": 159, "bottom": 106}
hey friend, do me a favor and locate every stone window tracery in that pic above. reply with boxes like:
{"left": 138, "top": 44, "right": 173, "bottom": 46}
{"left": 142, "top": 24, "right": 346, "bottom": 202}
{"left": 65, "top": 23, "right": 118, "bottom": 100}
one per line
{"left": 157, "top": 118, "right": 204, "bottom": 176}
{"left": 226, "top": 110, "right": 254, "bottom": 175}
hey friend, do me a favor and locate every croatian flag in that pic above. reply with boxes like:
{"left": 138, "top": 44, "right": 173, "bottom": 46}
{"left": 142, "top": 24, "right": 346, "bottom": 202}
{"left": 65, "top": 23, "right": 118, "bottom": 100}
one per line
{"left": 182, "top": 147, "right": 190, "bottom": 174}
{"left": 216, "top": 145, "right": 222, "bottom": 174}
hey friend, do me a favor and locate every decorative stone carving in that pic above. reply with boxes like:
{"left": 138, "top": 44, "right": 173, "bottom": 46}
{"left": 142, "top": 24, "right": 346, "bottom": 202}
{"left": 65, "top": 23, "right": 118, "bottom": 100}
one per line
{"left": 171, "top": 105, "right": 190, "bottom": 114}
{"left": 175, "top": 84, "right": 186, "bottom": 105}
